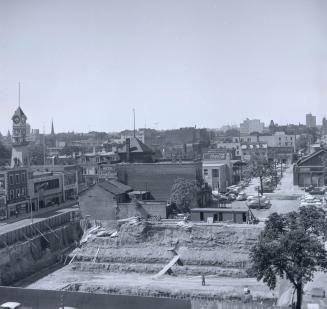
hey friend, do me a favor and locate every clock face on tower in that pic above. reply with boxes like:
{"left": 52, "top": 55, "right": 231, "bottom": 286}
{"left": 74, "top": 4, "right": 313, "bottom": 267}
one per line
{"left": 13, "top": 116, "right": 20, "bottom": 124}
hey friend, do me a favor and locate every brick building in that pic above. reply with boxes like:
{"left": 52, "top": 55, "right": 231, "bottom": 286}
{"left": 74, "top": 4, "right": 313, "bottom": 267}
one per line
{"left": 0, "top": 168, "right": 28, "bottom": 218}
{"left": 116, "top": 162, "right": 202, "bottom": 201}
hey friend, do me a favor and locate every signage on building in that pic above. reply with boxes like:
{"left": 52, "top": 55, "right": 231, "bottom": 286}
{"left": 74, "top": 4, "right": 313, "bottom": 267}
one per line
{"left": 203, "top": 150, "right": 227, "bottom": 161}
{"left": 268, "top": 147, "right": 294, "bottom": 155}
{"left": 99, "top": 165, "right": 118, "bottom": 179}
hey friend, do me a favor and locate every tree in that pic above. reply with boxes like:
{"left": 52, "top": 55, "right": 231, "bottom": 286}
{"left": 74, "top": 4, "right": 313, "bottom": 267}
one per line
{"left": 249, "top": 207, "right": 327, "bottom": 309}
{"left": 28, "top": 144, "right": 44, "bottom": 165}
{"left": 169, "top": 178, "right": 201, "bottom": 213}
{"left": 246, "top": 154, "right": 272, "bottom": 195}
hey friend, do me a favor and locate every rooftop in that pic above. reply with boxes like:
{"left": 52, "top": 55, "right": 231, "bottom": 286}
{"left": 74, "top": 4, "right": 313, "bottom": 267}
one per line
{"left": 191, "top": 205, "right": 249, "bottom": 212}
{"left": 98, "top": 180, "right": 132, "bottom": 195}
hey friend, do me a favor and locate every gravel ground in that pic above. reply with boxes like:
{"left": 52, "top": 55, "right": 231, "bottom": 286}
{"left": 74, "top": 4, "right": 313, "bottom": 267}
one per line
{"left": 29, "top": 265, "right": 276, "bottom": 300}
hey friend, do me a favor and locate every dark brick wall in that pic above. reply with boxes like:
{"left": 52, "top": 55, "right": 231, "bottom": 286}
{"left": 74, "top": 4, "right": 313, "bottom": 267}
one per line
{"left": 116, "top": 162, "right": 202, "bottom": 201}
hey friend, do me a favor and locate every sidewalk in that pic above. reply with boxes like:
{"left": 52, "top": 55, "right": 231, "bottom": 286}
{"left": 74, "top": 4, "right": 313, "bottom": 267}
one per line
{"left": 1, "top": 200, "right": 78, "bottom": 225}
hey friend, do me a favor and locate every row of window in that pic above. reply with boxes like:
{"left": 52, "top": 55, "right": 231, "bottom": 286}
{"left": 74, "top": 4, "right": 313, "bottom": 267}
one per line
{"left": 9, "top": 173, "right": 27, "bottom": 185}
{"left": 9, "top": 187, "right": 26, "bottom": 200}
{"left": 34, "top": 179, "right": 60, "bottom": 193}
{"left": 234, "top": 137, "right": 294, "bottom": 143}
{"left": 199, "top": 212, "right": 247, "bottom": 222}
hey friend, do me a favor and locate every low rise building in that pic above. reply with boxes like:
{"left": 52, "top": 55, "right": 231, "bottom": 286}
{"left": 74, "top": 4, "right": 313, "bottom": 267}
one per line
{"left": 79, "top": 179, "right": 132, "bottom": 220}
{"left": 202, "top": 149, "right": 232, "bottom": 192}
{"left": 240, "top": 143, "right": 268, "bottom": 161}
{"left": 214, "top": 142, "right": 241, "bottom": 158}
{"left": 0, "top": 168, "right": 29, "bottom": 218}
{"left": 28, "top": 171, "right": 64, "bottom": 210}
{"left": 118, "top": 137, "right": 154, "bottom": 163}
{"left": 191, "top": 204, "right": 255, "bottom": 224}
{"left": 233, "top": 132, "right": 296, "bottom": 150}
{"left": 116, "top": 161, "right": 202, "bottom": 202}
{"left": 293, "top": 148, "right": 327, "bottom": 187}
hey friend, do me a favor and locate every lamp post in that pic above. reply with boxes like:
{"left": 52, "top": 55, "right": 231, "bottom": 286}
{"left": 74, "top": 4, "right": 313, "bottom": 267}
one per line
{"left": 31, "top": 182, "right": 48, "bottom": 222}
{"left": 28, "top": 196, "right": 33, "bottom": 223}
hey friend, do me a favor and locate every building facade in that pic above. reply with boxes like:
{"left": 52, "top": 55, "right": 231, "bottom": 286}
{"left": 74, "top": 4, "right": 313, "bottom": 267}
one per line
{"left": 240, "top": 118, "right": 264, "bottom": 135}
{"left": 306, "top": 113, "right": 317, "bottom": 128}
{"left": 202, "top": 149, "right": 232, "bottom": 192}
{"left": 116, "top": 161, "right": 202, "bottom": 201}
{"left": 293, "top": 148, "right": 327, "bottom": 187}
{"left": 0, "top": 168, "right": 29, "bottom": 218}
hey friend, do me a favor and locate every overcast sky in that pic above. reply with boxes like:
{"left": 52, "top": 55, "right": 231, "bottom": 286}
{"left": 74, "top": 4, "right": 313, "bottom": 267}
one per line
{"left": 1, "top": 0, "right": 326, "bottom": 134}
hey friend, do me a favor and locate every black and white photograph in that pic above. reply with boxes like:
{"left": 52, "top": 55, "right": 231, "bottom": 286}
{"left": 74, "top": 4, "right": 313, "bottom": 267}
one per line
{"left": 1, "top": 0, "right": 327, "bottom": 308}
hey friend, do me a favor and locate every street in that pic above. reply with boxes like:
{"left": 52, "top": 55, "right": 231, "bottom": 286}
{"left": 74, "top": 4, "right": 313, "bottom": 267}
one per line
{"left": 234, "top": 165, "right": 304, "bottom": 221}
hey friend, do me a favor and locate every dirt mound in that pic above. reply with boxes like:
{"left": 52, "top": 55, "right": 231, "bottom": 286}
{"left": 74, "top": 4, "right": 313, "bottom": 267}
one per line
{"left": 71, "top": 221, "right": 262, "bottom": 278}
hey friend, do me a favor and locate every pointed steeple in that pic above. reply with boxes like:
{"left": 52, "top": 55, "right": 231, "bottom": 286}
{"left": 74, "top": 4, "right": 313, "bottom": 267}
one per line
{"left": 51, "top": 119, "right": 55, "bottom": 135}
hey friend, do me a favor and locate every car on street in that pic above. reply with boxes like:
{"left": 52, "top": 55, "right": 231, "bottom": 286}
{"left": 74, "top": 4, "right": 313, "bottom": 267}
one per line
{"left": 236, "top": 192, "right": 247, "bottom": 201}
{"left": 299, "top": 194, "right": 323, "bottom": 207}
{"left": 310, "top": 187, "right": 326, "bottom": 195}
{"left": 246, "top": 196, "right": 271, "bottom": 209}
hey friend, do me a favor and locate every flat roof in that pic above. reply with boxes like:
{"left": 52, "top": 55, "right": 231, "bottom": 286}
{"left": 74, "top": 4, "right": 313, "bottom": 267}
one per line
{"left": 202, "top": 162, "right": 225, "bottom": 167}
{"left": 191, "top": 207, "right": 248, "bottom": 213}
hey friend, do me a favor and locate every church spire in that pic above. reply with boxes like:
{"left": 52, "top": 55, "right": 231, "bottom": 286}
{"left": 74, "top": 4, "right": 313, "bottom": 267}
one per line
{"left": 51, "top": 119, "right": 55, "bottom": 135}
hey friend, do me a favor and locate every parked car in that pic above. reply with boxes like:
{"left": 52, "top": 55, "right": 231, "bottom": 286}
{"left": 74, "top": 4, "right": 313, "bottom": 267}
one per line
{"left": 310, "top": 187, "right": 326, "bottom": 195}
{"left": 246, "top": 196, "right": 271, "bottom": 209}
{"left": 236, "top": 192, "right": 247, "bottom": 201}
{"left": 226, "top": 193, "right": 237, "bottom": 201}
{"left": 299, "top": 194, "right": 323, "bottom": 207}
{"left": 0, "top": 302, "right": 31, "bottom": 309}
{"left": 304, "top": 185, "right": 314, "bottom": 193}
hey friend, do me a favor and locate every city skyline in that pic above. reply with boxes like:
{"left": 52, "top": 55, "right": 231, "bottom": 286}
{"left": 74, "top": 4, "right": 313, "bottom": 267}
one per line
{"left": 1, "top": 0, "right": 327, "bottom": 133}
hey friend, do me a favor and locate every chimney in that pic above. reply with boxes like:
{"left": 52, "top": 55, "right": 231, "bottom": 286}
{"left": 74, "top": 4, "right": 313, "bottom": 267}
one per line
{"left": 126, "top": 138, "right": 131, "bottom": 162}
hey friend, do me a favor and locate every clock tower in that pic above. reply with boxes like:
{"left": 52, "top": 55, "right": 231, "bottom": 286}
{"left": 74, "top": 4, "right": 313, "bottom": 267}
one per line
{"left": 11, "top": 107, "right": 30, "bottom": 168}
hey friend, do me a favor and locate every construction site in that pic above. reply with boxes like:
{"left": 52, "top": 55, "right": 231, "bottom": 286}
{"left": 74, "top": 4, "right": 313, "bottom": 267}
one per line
{"left": 26, "top": 216, "right": 277, "bottom": 308}
{"left": 0, "top": 167, "right": 303, "bottom": 308}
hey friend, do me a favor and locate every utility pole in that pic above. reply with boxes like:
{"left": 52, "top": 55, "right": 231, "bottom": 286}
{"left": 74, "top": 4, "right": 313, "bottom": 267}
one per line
{"left": 18, "top": 82, "right": 21, "bottom": 107}
{"left": 43, "top": 125, "right": 46, "bottom": 166}
{"left": 133, "top": 108, "right": 136, "bottom": 137}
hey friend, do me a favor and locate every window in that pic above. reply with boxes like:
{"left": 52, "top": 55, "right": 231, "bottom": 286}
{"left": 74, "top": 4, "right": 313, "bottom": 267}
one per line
{"left": 21, "top": 187, "right": 25, "bottom": 196}
{"left": 200, "top": 212, "right": 204, "bottom": 221}
{"left": 218, "top": 213, "right": 223, "bottom": 221}
{"left": 203, "top": 169, "right": 208, "bottom": 176}
{"left": 212, "top": 169, "right": 219, "bottom": 178}
{"left": 15, "top": 174, "right": 20, "bottom": 184}
{"left": 9, "top": 189, "right": 14, "bottom": 200}
{"left": 9, "top": 175, "right": 14, "bottom": 185}
{"left": 21, "top": 173, "right": 26, "bottom": 183}
{"left": 34, "top": 178, "right": 59, "bottom": 193}
{"left": 16, "top": 188, "right": 20, "bottom": 198}
{"left": 290, "top": 137, "right": 293, "bottom": 141}
{"left": 242, "top": 213, "right": 247, "bottom": 222}
{"left": 213, "top": 214, "right": 218, "bottom": 222}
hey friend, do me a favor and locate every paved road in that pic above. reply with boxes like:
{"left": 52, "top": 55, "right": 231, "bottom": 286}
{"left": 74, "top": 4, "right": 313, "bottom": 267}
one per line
{"left": 0, "top": 207, "right": 78, "bottom": 235}
{"left": 235, "top": 165, "right": 302, "bottom": 220}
